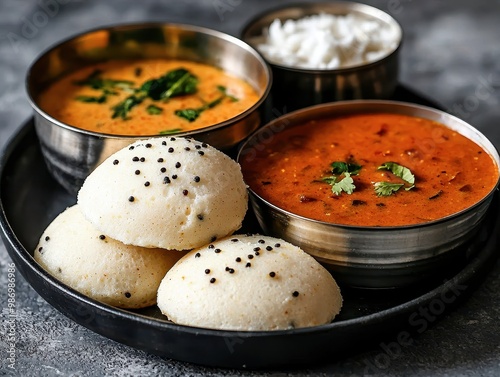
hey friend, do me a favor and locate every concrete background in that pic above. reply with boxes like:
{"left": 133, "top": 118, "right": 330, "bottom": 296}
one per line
{"left": 1, "top": 0, "right": 500, "bottom": 376}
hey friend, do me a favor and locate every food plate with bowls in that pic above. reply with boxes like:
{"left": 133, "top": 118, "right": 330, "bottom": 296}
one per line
{"left": 1, "top": 118, "right": 499, "bottom": 368}
{"left": 2, "top": 1, "right": 500, "bottom": 369}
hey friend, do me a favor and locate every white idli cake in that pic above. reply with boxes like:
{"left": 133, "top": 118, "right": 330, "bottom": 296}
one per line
{"left": 157, "top": 235, "right": 342, "bottom": 331}
{"left": 77, "top": 137, "right": 248, "bottom": 250}
{"left": 34, "top": 205, "right": 184, "bottom": 309}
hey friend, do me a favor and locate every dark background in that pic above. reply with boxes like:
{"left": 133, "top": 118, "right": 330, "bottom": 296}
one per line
{"left": 1, "top": 0, "right": 499, "bottom": 376}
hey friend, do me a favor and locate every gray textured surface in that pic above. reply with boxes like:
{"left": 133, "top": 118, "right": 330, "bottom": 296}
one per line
{"left": 1, "top": 0, "right": 500, "bottom": 376}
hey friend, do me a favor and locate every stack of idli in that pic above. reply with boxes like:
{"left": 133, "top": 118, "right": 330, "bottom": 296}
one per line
{"left": 35, "top": 136, "right": 342, "bottom": 329}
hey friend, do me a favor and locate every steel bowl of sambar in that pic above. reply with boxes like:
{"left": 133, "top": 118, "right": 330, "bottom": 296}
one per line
{"left": 237, "top": 100, "right": 500, "bottom": 288}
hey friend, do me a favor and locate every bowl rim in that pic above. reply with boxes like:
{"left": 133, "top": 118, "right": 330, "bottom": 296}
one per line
{"left": 240, "top": 0, "right": 404, "bottom": 73}
{"left": 25, "top": 21, "right": 273, "bottom": 140}
{"left": 237, "top": 99, "right": 500, "bottom": 230}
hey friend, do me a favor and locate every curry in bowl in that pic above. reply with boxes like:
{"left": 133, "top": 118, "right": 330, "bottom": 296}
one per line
{"left": 38, "top": 58, "right": 260, "bottom": 136}
{"left": 240, "top": 112, "right": 499, "bottom": 227}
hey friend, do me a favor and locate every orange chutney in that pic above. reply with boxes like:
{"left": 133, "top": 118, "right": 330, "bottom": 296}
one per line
{"left": 38, "top": 59, "right": 260, "bottom": 136}
{"left": 240, "top": 113, "right": 499, "bottom": 226}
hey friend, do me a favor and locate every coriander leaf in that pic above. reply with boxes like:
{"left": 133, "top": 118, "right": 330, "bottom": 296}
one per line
{"left": 206, "top": 96, "right": 224, "bottom": 109}
{"left": 320, "top": 176, "right": 337, "bottom": 185}
{"left": 217, "top": 85, "right": 239, "bottom": 102}
{"left": 175, "top": 108, "right": 201, "bottom": 122}
{"left": 141, "top": 68, "right": 198, "bottom": 100}
{"left": 378, "top": 162, "right": 415, "bottom": 185}
{"left": 321, "top": 173, "right": 355, "bottom": 195}
{"left": 112, "top": 95, "right": 144, "bottom": 120}
{"left": 159, "top": 128, "right": 182, "bottom": 135}
{"left": 174, "top": 85, "right": 233, "bottom": 122}
{"left": 146, "top": 104, "right": 163, "bottom": 115}
{"left": 331, "top": 161, "right": 362, "bottom": 175}
{"left": 75, "top": 95, "right": 107, "bottom": 103}
{"left": 162, "top": 71, "right": 198, "bottom": 99}
{"left": 74, "top": 70, "right": 134, "bottom": 91}
{"left": 331, "top": 172, "right": 356, "bottom": 195}
{"left": 374, "top": 182, "right": 404, "bottom": 197}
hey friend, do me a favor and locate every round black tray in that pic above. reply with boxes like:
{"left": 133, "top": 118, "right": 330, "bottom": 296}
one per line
{"left": 1, "top": 118, "right": 499, "bottom": 369}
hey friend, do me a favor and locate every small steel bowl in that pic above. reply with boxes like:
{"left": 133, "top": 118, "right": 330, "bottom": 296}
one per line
{"left": 241, "top": 1, "right": 402, "bottom": 112}
{"left": 26, "top": 23, "right": 272, "bottom": 195}
{"left": 237, "top": 100, "right": 500, "bottom": 288}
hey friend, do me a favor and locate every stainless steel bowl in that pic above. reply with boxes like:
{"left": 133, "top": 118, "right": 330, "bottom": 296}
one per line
{"left": 241, "top": 2, "right": 402, "bottom": 112}
{"left": 26, "top": 23, "right": 272, "bottom": 195}
{"left": 237, "top": 100, "right": 500, "bottom": 288}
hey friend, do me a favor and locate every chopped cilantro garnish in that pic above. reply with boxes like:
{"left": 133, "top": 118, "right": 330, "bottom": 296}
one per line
{"left": 75, "top": 95, "right": 107, "bottom": 103}
{"left": 74, "top": 69, "right": 134, "bottom": 91}
{"left": 111, "top": 95, "right": 144, "bottom": 120}
{"left": 175, "top": 108, "right": 201, "bottom": 122}
{"left": 378, "top": 162, "right": 415, "bottom": 186}
{"left": 175, "top": 85, "right": 239, "bottom": 122}
{"left": 140, "top": 68, "right": 198, "bottom": 100}
{"left": 374, "top": 162, "right": 416, "bottom": 196}
{"left": 319, "top": 161, "right": 360, "bottom": 195}
{"left": 374, "top": 182, "right": 405, "bottom": 197}
{"left": 146, "top": 104, "right": 163, "bottom": 115}
{"left": 159, "top": 128, "right": 182, "bottom": 135}
{"left": 73, "top": 67, "right": 238, "bottom": 126}
{"left": 322, "top": 172, "right": 356, "bottom": 195}
{"left": 330, "top": 161, "right": 362, "bottom": 175}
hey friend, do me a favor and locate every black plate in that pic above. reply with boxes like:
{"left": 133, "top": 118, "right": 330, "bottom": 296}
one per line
{"left": 1, "top": 95, "right": 499, "bottom": 369}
